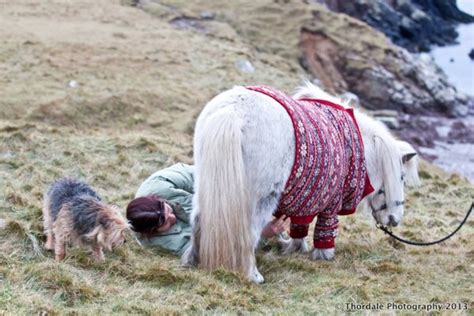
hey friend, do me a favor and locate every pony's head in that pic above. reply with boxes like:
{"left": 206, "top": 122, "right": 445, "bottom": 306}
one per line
{"left": 364, "top": 134, "right": 420, "bottom": 227}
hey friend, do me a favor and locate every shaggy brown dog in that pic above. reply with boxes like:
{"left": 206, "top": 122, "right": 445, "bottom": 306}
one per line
{"left": 43, "top": 178, "right": 129, "bottom": 261}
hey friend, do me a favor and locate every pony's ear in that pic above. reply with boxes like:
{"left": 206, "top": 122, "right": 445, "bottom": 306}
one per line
{"left": 398, "top": 140, "right": 417, "bottom": 163}
{"left": 397, "top": 140, "right": 421, "bottom": 187}
{"left": 402, "top": 153, "right": 416, "bottom": 164}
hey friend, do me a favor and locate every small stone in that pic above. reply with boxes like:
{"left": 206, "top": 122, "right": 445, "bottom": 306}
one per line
{"left": 200, "top": 11, "right": 215, "bottom": 20}
{"left": 393, "top": 81, "right": 404, "bottom": 92}
{"left": 372, "top": 109, "right": 399, "bottom": 117}
{"left": 410, "top": 8, "right": 428, "bottom": 21}
{"left": 434, "top": 87, "right": 457, "bottom": 106}
{"left": 469, "top": 49, "right": 474, "bottom": 60}
{"left": 450, "top": 104, "right": 469, "bottom": 117}
{"left": 0, "top": 218, "right": 6, "bottom": 230}
{"left": 170, "top": 17, "right": 208, "bottom": 34}
{"left": 435, "top": 126, "right": 450, "bottom": 138}
{"left": 235, "top": 59, "right": 255, "bottom": 73}
{"left": 418, "top": 53, "right": 433, "bottom": 63}
{"left": 68, "top": 80, "right": 79, "bottom": 88}
{"left": 377, "top": 116, "right": 400, "bottom": 129}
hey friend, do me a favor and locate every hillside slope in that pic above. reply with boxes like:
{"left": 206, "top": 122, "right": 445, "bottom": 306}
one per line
{"left": 0, "top": 0, "right": 473, "bottom": 314}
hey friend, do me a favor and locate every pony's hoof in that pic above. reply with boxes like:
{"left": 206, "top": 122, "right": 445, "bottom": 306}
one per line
{"left": 311, "top": 248, "right": 335, "bottom": 261}
{"left": 249, "top": 267, "right": 265, "bottom": 284}
{"left": 281, "top": 238, "right": 309, "bottom": 255}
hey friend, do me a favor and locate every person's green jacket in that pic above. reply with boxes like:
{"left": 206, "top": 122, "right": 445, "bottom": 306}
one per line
{"left": 135, "top": 163, "right": 194, "bottom": 256}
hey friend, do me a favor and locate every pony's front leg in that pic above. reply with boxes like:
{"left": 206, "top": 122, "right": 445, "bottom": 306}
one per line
{"left": 311, "top": 210, "right": 338, "bottom": 261}
{"left": 281, "top": 238, "right": 309, "bottom": 255}
{"left": 280, "top": 222, "right": 310, "bottom": 255}
{"left": 311, "top": 248, "right": 335, "bottom": 260}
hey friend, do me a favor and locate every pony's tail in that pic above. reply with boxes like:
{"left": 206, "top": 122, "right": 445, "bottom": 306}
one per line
{"left": 195, "top": 107, "right": 253, "bottom": 276}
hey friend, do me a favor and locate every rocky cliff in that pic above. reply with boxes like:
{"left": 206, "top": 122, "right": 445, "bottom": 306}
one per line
{"left": 317, "top": 0, "right": 474, "bottom": 52}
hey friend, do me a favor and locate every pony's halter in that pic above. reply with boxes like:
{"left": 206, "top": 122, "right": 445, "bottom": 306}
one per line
{"left": 370, "top": 169, "right": 406, "bottom": 213}
{"left": 370, "top": 188, "right": 405, "bottom": 213}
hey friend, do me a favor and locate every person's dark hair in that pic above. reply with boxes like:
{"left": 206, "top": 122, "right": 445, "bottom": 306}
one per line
{"left": 126, "top": 195, "right": 166, "bottom": 235}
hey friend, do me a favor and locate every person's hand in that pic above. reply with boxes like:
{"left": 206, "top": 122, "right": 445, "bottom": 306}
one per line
{"left": 261, "top": 215, "right": 290, "bottom": 238}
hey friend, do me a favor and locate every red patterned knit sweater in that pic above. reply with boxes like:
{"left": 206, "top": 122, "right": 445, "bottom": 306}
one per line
{"left": 247, "top": 86, "right": 374, "bottom": 249}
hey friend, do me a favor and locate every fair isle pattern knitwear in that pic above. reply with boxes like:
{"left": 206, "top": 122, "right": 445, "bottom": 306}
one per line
{"left": 247, "top": 85, "right": 374, "bottom": 249}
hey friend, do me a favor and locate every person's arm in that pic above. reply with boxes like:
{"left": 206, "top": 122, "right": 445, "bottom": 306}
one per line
{"left": 165, "top": 186, "right": 193, "bottom": 223}
{"left": 155, "top": 164, "right": 195, "bottom": 223}
{"left": 141, "top": 178, "right": 193, "bottom": 223}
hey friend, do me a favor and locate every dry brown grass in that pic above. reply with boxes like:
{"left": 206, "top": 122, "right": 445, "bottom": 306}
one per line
{"left": 0, "top": 0, "right": 473, "bottom": 314}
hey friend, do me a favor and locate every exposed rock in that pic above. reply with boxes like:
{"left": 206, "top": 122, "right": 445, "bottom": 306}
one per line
{"left": 199, "top": 11, "right": 215, "bottom": 20}
{"left": 122, "top": 0, "right": 140, "bottom": 7}
{"left": 371, "top": 109, "right": 400, "bottom": 129}
{"left": 300, "top": 9, "right": 471, "bottom": 117}
{"left": 377, "top": 116, "right": 400, "bottom": 130}
{"left": 169, "top": 16, "right": 209, "bottom": 34}
{"left": 372, "top": 109, "right": 399, "bottom": 117}
{"left": 68, "top": 80, "right": 79, "bottom": 88}
{"left": 299, "top": 32, "right": 348, "bottom": 92}
{"left": 448, "top": 120, "right": 474, "bottom": 143}
{"left": 398, "top": 113, "right": 474, "bottom": 159}
{"left": 318, "top": 0, "right": 474, "bottom": 53}
{"left": 426, "top": 0, "right": 474, "bottom": 23}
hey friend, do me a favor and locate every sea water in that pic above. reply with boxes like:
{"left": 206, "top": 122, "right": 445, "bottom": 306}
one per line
{"left": 430, "top": 0, "right": 474, "bottom": 96}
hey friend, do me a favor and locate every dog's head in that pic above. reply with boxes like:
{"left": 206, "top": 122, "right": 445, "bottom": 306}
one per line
{"left": 96, "top": 205, "right": 130, "bottom": 251}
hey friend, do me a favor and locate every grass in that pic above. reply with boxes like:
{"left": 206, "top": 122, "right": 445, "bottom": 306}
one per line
{"left": 0, "top": 0, "right": 473, "bottom": 314}
{"left": 1, "top": 127, "right": 472, "bottom": 314}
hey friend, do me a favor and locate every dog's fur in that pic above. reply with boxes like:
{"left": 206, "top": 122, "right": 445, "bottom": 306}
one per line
{"left": 42, "top": 177, "right": 129, "bottom": 261}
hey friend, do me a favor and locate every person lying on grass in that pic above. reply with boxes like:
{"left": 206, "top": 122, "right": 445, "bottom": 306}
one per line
{"left": 126, "top": 163, "right": 290, "bottom": 256}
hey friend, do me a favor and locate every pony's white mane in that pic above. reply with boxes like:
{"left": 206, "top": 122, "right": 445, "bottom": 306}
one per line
{"left": 293, "top": 81, "right": 350, "bottom": 107}
{"left": 293, "top": 81, "right": 420, "bottom": 208}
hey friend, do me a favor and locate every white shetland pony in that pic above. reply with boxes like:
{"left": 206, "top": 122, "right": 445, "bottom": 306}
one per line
{"left": 182, "top": 82, "right": 420, "bottom": 283}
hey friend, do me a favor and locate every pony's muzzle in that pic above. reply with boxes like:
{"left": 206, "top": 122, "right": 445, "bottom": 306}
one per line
{"left": 388, "top": 215, "right": 399, "bottom": 227}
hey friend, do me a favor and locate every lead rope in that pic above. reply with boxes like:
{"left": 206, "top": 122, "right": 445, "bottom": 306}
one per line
{"left": 376, "top": 202, "right": 473, "bottom": 246}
